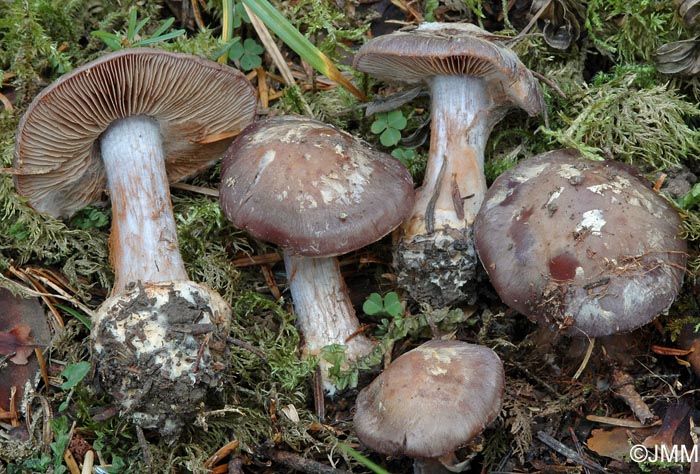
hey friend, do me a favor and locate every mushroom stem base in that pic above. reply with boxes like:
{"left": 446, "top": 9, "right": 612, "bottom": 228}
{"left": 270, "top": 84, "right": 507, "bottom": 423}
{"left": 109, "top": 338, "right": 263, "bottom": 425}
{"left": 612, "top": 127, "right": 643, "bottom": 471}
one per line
{"left": 394, "top": 227, "right": 480, "bottom": 308}
{"left": 92, "top": 280, "right": 231, "bottom": 438}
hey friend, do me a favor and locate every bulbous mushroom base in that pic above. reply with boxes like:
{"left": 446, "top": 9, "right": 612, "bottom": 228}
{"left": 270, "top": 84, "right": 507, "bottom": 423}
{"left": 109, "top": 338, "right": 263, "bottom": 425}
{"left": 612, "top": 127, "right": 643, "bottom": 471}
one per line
{"left": 394, "top": 228, "right": 479, "bottom": 308}
{"left": 92, "top": 280, "right": 231, "bottom": 438}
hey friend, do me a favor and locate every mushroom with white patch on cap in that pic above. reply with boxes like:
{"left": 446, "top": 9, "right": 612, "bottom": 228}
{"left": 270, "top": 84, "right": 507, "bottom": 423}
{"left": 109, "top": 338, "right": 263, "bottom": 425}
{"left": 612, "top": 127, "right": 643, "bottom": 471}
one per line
{"left": 218, "top": 115, "right": 415, "bottom": 392}
{"left": 353, "top": 339, "right": 505, "bottom": 473}
{"left": 353, "top": 22, "right": 544, "bottom": 307}
{"left": 12, "top": 48, "right": 257, "bottom": 436}
{"left": 474, "top": 149, "right": 687, "bottom": 337}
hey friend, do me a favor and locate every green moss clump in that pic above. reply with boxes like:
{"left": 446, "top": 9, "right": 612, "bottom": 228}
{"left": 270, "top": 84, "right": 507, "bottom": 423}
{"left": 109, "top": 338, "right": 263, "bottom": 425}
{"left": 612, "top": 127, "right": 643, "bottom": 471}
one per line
{"left": 585, "top": 0, "right": 684, "bottom": 64}
{"left": 543, "top": 66, "right": 700, "bottom": 170}
{"left": 173, "top": 193, "right": 249, "bottom": 301}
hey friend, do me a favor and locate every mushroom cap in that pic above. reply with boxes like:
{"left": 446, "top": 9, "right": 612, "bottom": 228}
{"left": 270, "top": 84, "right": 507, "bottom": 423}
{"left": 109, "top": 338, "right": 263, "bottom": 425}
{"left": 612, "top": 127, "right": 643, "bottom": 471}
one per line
{"left": 218, "top": 115, "right": 415, "bottom": 257}
{"left": 353, "top": 22, "right": 544, "bottom": 116}
{"left": 353, "top": 339, "right": 504, "bottom": 459}
{"left": 474, "top": 149, "right": 687, "bottom": 337}
{"left": 13, "top": 48, "right": 257, "bottom": 218}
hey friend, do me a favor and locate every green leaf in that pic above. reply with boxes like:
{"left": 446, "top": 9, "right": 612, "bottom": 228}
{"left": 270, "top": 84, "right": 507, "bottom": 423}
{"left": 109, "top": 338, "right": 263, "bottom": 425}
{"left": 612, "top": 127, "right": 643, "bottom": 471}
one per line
{"left": 126, "top": 8, "right": 139, "bottom": 39}
{"left": 370, "top": 118, "right": 387, "bottom": 134}
{"left": 380, "top": 128, "right": 401, "bottom": 147}
{"left": 150, "top": 17, "right": 176, "bottom": 39}
{"left": 134, "top": 29, "right": 186, "bottom": 46}
{"left": 387, "top": 109, "right": 407, "bottom": 130}
{"left": 90, "top": 31, "right": 123, "bottom": 51}
{"left": 383, "top": 292, "right": 402, "bottom": 318}
{"left": 130, "top": 16, "right": 151, "bottom": 41}
{"left": 240, "top": 53, "right": 262, "bottom": 70}
{"left": 362, "top": 293, "right": 384, "bottom": 315}
{"left": 677, "top": 183, "right": 700, "bottom": 210}
{"left": 59, "top": 361, "right": 90, "bottom": 390}
{"left": 243, "top": 38, "right": 264, "bottom": 54}
{"left": 229, "top": 41, "right": 245, "bottom": 60}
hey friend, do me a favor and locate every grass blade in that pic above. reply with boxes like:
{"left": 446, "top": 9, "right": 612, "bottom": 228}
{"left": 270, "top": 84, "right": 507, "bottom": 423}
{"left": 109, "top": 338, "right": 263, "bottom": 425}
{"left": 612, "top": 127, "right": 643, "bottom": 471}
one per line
{"left": 338, "top": 443, "right": 392, "bottom": 474}
{"left": 54, "top": 304, "right": 92, "bottom": 330}
{"left": 240, "top": 0, "right": 366, "bottom": 101}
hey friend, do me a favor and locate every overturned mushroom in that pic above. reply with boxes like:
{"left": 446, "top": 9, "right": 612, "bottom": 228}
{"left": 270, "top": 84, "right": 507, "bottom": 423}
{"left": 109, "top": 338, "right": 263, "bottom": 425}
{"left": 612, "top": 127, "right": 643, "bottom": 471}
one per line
{"left": 354, "top": 339, "right": 505, "bottom": 473}
{"left": 474, "top": 149, "right": 687, "bottom": 337}
{"left": 13, "top": 48, "right": 257, "bottom": 436}
{"left": 218, "top": 115, "right": 414, "bottom": 391}
{"left": 354, "top": 22, "right": 544, "bottom": 307}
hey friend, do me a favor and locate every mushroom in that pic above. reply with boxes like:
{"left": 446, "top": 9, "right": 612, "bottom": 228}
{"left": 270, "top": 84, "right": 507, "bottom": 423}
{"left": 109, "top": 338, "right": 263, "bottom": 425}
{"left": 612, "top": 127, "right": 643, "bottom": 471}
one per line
{"left": 353, "top": 22, "right": 544, "bottom": 307}
{"left": 473, "top": 149, "right": 687, "bottom": 337}
{"left": 218, "top": 115, "right": 414, "bottom": 391}
{"left": 12, "top": 48, "right": 257, "bottom": 436}
{"left": 353, "top": 339, "right": 505, "bottom": 473}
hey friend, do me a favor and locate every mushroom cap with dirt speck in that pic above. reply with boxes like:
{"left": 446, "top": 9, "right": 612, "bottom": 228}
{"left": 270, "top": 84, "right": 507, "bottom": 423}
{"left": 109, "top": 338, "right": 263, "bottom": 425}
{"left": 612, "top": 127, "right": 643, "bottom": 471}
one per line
{"left": 353, "top": 22, "right": 544, "bottom": 116}
{"left": 474, "top": 149, "right": 687, "bottom": 337}
{"left": 13, "top": 48, "right": 257, "bottom": 218}
{"left": 353, "top": 339, "right": 505, "bottom": 459}
{"left": 218, "top": 115, "right": 415, "bottom": 257}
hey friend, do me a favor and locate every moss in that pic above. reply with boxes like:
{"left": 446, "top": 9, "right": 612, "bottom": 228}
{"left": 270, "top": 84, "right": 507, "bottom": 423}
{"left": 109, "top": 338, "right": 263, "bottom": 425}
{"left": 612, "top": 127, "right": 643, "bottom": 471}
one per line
{"left": 173, "top": 193, "right": 248, "bottom": 301}
{"left": 585, "top": 0, "right": 684, "bottom": 64}
{"left": 282, "top": 0, "right": 368, "bottom": 62}
{"left": 542, "top": 66, "right": 700, "bottom": 170}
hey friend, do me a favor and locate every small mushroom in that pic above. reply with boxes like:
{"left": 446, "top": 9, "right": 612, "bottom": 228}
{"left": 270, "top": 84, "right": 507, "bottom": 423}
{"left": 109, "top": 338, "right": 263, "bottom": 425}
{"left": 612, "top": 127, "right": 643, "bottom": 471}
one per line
{"left": 12, "top": 48, "right": 257, "bottom": 436}
{"left": 354, "top": 22, "right": 544, "bottom": 307}
{"left": 353, "top": 339, "right": 505, "bottom": 473}
{"left": 218, "top": 115, "right": 414, "bottom": 391}
{"left": 474, "top": 149, "right": 687, "bottom": 337}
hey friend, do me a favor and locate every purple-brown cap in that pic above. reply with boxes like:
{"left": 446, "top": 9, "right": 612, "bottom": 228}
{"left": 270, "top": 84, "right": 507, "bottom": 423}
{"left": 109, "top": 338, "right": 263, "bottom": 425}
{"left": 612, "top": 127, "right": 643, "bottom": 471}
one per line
{"left": 353, "top": 339, "right": 504, "bottom": 460}
{"left": 353, "top": 22, "right": 544, "bottom": 117}
{"left": 474, "top": 149, "right": 687, "bottom": 337}
{"left": 13, "top": 48, "right": 257, "bottom": 217}
{"left": 218, "top": 115, "right": 415, "bottom": 257}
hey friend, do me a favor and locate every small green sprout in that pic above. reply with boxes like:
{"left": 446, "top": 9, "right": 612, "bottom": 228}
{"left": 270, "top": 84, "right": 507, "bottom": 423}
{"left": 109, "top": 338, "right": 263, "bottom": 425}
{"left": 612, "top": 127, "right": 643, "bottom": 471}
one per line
{"left": 59, "top": 361, "right": 91, "bottom": 390}
{"left": 231, "top": 1, "right": 251, "bottom": 29}
{"left": 58, "top": 361, "right": 91, "bottom": 411}
{"left": 390, "top": 147, "right": 415, "bottom": 164}
{"left": 91, "top": 7, "right": 185, "bottom": 51}
{"left": 321, "top": 344, "right": 358, "bottom": 390}
{"left": 229, "top": 38, "right": 265, "bottom": 71}
{"left": 363, "top": 291, "right": 402, "bottom": 318}
{"left": 391, "top": 147, "right": 426, "bottom": 178}
{"left": 69, "top": 206, "right": 109, "bottom": 231}
{"left": 677, "top": 183, "right": 700, "bottom": 211}
{"left": 371, "top": 110, "right": 408, "bottom": 147}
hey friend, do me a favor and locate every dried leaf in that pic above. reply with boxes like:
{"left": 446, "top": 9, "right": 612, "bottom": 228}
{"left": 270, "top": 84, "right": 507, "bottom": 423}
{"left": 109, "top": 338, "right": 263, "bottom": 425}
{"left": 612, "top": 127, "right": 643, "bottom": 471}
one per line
{"left": 530, "top": 0, "right": 585, "bottom": 50}
{"left": 643, "top": 402, "right": 692, "bottom": 450}
{"left": 0, "top": 325, "right": 35, "bottom": 365}
{"left": 588, "top": 427, "right": 638, "bottom": 460}
{"left": 655, "top": 37, "right": 700, "bottom": 76}
{"left": 677, "top": 0, "right": 700, "bottom": 31}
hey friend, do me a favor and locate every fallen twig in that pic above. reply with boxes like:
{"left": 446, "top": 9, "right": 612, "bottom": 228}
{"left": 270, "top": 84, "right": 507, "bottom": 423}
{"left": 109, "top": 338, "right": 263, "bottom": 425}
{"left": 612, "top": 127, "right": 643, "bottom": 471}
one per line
{"left": 536, "top": 431, "right": 606, "bottom": 472}
{"left": 261, "top": 444, "right": 353, "bottom": 474}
